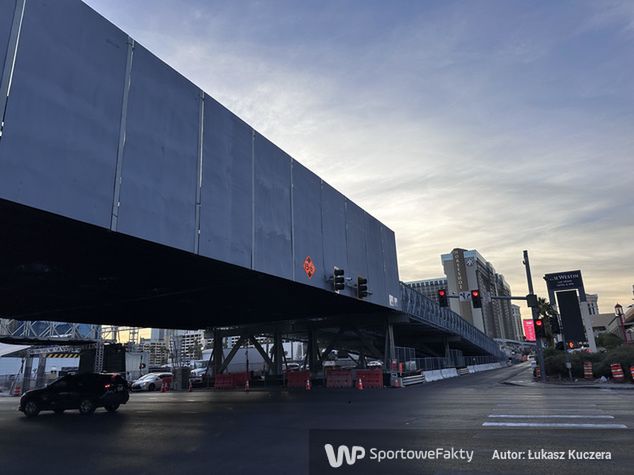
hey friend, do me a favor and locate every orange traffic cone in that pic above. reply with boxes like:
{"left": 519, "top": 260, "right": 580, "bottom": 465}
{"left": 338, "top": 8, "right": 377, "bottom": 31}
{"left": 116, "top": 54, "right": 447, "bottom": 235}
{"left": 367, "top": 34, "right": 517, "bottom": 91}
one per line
{"left": 244, "top": 380, "right": 250, "bottom": 392}
{"left": 305, "top": 378, "right": 312, "bottom": 391}
{"left": 356, "top": 377, "right": 364, "bottom": 390}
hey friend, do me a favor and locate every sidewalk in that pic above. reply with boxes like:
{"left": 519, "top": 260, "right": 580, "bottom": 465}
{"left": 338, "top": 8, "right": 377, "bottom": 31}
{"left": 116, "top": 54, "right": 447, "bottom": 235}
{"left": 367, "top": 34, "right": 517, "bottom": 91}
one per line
{"left": 503, "top": 378, "right": 634, "bottom": 390}
{"left": 501, "top": 364, "right": 634, "bottom": 390}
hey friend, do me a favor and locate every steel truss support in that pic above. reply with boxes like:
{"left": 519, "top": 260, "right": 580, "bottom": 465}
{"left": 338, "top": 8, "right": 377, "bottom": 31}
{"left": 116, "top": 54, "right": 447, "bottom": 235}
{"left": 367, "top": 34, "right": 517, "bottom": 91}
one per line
{"left": 218, "top": 335, "right": 248, "bottom": 374}
{"left": 212, "top": 330, "right": 224, "bottom": 376}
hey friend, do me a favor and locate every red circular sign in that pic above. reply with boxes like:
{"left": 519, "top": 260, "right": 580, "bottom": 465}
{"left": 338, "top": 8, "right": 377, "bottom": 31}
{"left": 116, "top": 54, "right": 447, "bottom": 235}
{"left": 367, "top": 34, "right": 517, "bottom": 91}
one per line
{"left": 303, "top": 256, "right": 316, "bottom": 279}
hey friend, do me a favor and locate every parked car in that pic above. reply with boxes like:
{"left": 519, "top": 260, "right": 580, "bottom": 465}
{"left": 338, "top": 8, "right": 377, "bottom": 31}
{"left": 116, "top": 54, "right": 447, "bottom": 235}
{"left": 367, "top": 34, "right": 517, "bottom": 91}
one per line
{"left": 367, "top": 360, "right": 383, "bottom": 368}
{"left": 284, "top": 363, "right": 301, "bottom": 372}
{"left": 19, "top": 373, "right": 129, "bottom": 417}
{"left": 189, "top": 368, "right": 208, "bottom": 387}
{"left": 130, "top": 372, "right": 173, "bottom": 392}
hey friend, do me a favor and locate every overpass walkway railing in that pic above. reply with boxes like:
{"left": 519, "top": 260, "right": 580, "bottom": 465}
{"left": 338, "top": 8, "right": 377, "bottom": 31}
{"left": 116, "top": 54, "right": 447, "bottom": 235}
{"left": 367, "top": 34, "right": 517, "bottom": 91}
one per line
{"left": 399, "top": 283, "right": 504, "bottom": 358}
{"left": 0, "top": 318, "right": 100, "bottom": 343}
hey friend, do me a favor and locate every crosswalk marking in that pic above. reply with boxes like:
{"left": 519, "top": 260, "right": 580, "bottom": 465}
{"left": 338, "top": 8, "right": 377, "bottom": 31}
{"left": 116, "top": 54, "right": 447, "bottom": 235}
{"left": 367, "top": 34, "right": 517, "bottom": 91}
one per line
{"left": 488, "top": 414, "right": 614, "bottom": 419}
{"left": 483, "top": 422, "right": 627, "bottom": 429}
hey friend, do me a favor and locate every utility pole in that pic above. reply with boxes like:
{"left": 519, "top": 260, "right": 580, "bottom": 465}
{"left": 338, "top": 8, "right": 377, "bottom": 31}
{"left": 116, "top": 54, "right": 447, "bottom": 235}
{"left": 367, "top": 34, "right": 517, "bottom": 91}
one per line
{"left": 523, "top": 250, "right": 546, "bottom": 382}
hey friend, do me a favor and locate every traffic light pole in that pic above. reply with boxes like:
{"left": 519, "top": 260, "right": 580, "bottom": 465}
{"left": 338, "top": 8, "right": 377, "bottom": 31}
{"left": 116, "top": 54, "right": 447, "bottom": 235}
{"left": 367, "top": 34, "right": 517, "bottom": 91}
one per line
{"left": 523, "top": 250, "right": 546, "bottom": 383}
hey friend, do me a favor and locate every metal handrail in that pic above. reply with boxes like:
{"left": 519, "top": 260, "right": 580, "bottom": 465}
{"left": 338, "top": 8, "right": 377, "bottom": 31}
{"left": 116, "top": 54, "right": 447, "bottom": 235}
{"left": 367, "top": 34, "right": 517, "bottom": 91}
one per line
{"left": 399, "top": 283, "right": 504, "bottom": 358}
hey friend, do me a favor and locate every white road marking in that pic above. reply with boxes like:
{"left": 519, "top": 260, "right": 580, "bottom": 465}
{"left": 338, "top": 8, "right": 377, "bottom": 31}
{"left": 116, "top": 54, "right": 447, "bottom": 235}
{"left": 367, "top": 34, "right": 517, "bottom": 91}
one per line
{"left": 488, "top": 414, "right": 614, "bottom": 419}
{"left": 482, "top": 422, "right": 627, "bottom": 429}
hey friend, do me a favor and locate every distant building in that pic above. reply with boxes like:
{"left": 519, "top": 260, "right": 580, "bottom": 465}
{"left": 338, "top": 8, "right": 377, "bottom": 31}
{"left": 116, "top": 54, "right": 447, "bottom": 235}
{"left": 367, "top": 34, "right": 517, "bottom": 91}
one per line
{"left": 511, "top": 305, "right": 524, "bottom": 341}
{"left": 139, "top": 340, "right": 169, "bottom": 366}
{"left": 441, "top": 248, "right": 517, "bottom": 340}
{"left": 404, "top": 277, "right": 448, "bottom": 304}
{"left": 586, "top": 294, "right": 599, "bottom": 316}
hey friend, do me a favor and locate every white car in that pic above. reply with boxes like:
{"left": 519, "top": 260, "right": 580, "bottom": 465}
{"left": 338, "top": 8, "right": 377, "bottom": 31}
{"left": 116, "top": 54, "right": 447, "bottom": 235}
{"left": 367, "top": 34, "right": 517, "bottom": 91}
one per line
{"left": 130, "top": 372, "right": 172, "bottom": 392}
{"left": 189, "top": 368, "right": 208, "bottom": 386}
{"left": 367, "top": 360, "right": 383, "bottom": 368}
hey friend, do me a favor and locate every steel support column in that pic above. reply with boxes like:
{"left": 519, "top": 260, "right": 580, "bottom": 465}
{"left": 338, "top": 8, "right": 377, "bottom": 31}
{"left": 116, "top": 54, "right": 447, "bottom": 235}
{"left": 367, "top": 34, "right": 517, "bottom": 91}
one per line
{"left": 35, "top": 355, "right": 47, "bottom": 389}
{"left": 384, "top": 321, "right": 395, "bottom": 369}
{"left": 307, "top": 329, "right": 321, "bottom": 374}
{"left": 21, "top": 355, "right": 33, "bottom": 393}
{"left": 272, "top": 330, "right": 283, "bottom": 375}
{"left": 212, "top": 330, "right": 223, "bottom": 375}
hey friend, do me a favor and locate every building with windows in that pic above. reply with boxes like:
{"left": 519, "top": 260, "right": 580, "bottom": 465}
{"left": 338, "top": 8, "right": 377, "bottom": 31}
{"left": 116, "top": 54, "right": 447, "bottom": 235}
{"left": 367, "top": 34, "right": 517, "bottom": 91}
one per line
{"left": 441, "top": 248, "right": 518, "bottom": 340}
{"left": 511, "top": 305, "right": 524, "bottom": 341}
{"left": 404, "top": 277, "right": 448, "bottom": 304}
{"left": 586, "top": 294, "right": 599, "bottom": 316}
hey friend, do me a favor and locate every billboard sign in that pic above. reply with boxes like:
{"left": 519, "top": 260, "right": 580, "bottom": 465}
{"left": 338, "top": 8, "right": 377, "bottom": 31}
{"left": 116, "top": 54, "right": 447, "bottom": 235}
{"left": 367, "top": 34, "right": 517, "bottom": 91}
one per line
{"left": 544, "top": 270, "right": 586, "bottom": 302}
{"left": 522, "top": 319, "right": 536, "bottom": 341}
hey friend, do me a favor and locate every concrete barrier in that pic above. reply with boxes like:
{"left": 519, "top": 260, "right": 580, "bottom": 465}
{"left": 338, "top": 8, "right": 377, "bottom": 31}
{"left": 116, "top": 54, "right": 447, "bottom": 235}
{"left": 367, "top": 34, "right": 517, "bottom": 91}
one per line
{"left": 422, "top": 370, "right": 444, "bottom": 382}
{"left": 440, "top": 368, "right": 459, "bottom": 379}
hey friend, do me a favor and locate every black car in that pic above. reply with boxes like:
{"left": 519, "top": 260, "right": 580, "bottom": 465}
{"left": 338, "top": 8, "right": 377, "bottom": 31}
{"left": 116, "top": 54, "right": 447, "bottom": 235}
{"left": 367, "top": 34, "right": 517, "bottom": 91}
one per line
{"left": 19, "top": 373, "right": 130, "bottom": 417}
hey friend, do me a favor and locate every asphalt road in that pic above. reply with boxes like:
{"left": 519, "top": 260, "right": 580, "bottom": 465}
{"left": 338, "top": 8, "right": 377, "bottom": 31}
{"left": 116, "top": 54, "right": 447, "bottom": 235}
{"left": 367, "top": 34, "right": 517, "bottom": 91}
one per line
{"left": 1, "top": 364, "right": 633, "bottom": 475}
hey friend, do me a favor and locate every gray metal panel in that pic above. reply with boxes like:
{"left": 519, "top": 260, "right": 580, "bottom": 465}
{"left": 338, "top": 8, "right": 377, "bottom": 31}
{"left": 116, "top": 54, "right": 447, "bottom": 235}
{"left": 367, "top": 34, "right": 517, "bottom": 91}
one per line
{"left": 199, "top": 97, "right": 253, "bottom": 268}
{"left": 117, "top": 45, "right": 200, "bottom": 252}
{"left": 365, "top": 216, "right": 387, "bottom": 305}
{"left": 0, "top": 0, "right": 127, "bottom": 227}
{"left": 381, "top": 224, "right": 401, "bottom": 308}
{"left": 321, "top": 182, "right": 349, "bottom": 296}
{"left": 253, "top": 133, "right": 292, "bottom": 279}
{"left": 345, "top": 200, "right": 369, "bottom": 293}
{"left": 0, "top": 0, "right": 16, "bottom": 84}
{"left": 291, "top": 161, "right": 325, "bottom": 288}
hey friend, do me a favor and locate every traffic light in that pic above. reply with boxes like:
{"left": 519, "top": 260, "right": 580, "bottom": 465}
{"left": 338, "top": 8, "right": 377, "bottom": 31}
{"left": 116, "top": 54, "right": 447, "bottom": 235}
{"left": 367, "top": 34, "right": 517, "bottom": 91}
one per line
{"left": 534, "top": 318, "right": 545, "bottom": 338}
{"left": 471, "top": 289, "right": 482, "bottom": 308}
{"left": 567, "top": 340, "right": 575, "bottom": 350}
{"left": 357, "top": 276, "right": 369, "bottom": 298}
{"left": 438, "top": 289, "right": 448, "bottom": 307}
{"left": 333, "top": 267, "right": 345, "bottom": 291}
{"left": 549, "top": 316, "right": 561, "bottom": 334}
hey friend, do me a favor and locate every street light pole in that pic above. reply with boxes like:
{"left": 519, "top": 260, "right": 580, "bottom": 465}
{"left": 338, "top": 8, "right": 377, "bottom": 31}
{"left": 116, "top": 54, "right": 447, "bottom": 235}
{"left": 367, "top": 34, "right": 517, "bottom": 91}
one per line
{"left": 615, "top": 304, "right": 627, "bottom": 344}
{"left": 523, "top": 250, "right": 546, "bottom": 382}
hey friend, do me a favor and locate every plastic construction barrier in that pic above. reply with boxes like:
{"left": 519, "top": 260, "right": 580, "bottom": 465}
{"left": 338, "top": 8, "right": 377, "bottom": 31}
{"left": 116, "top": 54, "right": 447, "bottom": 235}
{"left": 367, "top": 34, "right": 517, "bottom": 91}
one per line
{"left": 610, "top": 363, "right": 624, "bottom": 382}
{"left": 355, "top": 369, "right": 383, "bottom": 389}
{"left": 232, "top": 372, "right": 250, "bottom": 388}
{"left": 286, "top": 370, "right": 311, "bottom": 388}
{"left": 326, "top": 369, "right": 353, "bottom": 389}
{"left": 214, "top": 374, "right": 234, "bottom": 389}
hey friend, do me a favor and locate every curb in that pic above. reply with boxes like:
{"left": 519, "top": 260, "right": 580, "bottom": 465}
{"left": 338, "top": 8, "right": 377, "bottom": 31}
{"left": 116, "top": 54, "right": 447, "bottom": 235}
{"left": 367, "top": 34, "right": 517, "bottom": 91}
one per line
{"left": 502, "top": 380, "right": 634, "bottom": 390}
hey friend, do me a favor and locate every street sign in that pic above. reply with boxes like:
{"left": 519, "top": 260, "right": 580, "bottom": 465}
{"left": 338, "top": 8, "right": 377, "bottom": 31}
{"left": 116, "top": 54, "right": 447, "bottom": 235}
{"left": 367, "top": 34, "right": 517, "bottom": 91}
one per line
{"left": 458, "top": 291, "right": 471, "bottom": 302}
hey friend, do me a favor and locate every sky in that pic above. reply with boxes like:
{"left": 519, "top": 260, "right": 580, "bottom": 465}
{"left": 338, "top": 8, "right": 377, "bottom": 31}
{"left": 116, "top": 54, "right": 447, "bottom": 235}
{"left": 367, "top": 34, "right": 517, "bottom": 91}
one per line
{"left": 85, "top": 0, "right": 634, "bottom": 315}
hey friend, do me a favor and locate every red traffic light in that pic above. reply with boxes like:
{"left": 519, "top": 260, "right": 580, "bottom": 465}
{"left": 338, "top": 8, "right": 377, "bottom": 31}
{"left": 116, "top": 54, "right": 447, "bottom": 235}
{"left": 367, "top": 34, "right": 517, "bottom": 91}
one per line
{"left": 535, "top": 319, "right": 543, "bottom": 326}
{"left": 471, "top": 290, "right": 479, "bottom": 297}
{"left": 438, "top": 290, "right": 446, "bottom": 296}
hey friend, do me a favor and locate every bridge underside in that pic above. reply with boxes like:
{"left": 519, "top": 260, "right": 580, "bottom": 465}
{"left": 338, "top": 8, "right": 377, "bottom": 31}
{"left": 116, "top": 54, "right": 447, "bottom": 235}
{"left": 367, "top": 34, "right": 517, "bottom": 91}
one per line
{"left": 0, "top": 199, "right": 384, "bottom": 327}
{"left": 0, "top": 199, "right": 495, "bottom": 358}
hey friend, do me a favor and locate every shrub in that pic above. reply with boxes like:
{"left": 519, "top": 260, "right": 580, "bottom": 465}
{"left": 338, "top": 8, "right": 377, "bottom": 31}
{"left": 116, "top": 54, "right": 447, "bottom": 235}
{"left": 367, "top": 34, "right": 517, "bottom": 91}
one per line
{"left": 543, "top": 345, "right": 634, "bottom": 381}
